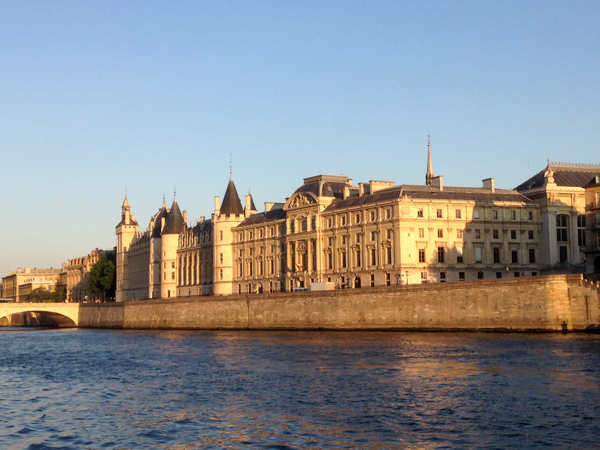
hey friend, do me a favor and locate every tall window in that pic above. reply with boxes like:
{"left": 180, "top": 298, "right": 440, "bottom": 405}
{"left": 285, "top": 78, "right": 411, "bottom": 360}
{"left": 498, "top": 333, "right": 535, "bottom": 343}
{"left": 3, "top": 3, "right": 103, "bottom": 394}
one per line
{"left": 438, "top": 229, "right": 443, "bottom": 238}
{"left": 417, "top": 209, "right": 424, "bottom": 218}
{"left": 475, "top": 229, "right": 481, "bottom": 239}
{"left": 457, "top": 229, "right": 463, "bottom": 239}
{"left": 455, "top": 209, "right": 461, "bottom": 219}
{"left": 371, "top": 248, "right": 377, "bottom": 265}
{"left": 511, "top": 230, "right": 517, "bottom": 240}
{"left": 577, "top": 215, "right": 586, "bottom": 247}
{"left": 493, "top": 247, "right": 500, "bottom": 263}
{"left": 456, "top": 247, "right": 463, "bottom": 263}
{"left": 437, "top": 209, "right": 443, "bottom": 218}
{"left": 475, "top": 247, "right": 482, "bottom": 263}
{"left": 492, "top": 210, "right": 498, "bottom": 220}
{"left": 419, "top": 248, "right": 426, "bottom": 263}
{"left": 557, "top": 215, "right": 568, "bottom": 241}
{"left": 529, "top": 248, "right": 536, "bottom": 263}
{"left": 493, "top": 230, "right": 499, "bottom": 239}
{"left": 510, "top": 211, "right": 516, "bottom": 220}
{"left": 437, "top": 247, "right": 445, "bottom": 263}
{"left": 341, "top": 251, "right": 347, "bottom": 268}
{"left": 512, "top": 249, "right": 518, "bottom": 263}
{"left": 356, "top": 249, "right": 362, "bottom": 267}
{"left": 386, "top": 247, "right": 392, "bottom": 264}
{"left": 419, "top": 228, "right": 425, "bottom": 238}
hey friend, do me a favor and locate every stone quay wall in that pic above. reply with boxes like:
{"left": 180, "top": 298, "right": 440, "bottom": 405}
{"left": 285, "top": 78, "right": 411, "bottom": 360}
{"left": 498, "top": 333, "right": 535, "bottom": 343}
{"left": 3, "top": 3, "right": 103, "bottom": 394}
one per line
{"left": 77, "top": 274, "right": 600, "bottom": 332}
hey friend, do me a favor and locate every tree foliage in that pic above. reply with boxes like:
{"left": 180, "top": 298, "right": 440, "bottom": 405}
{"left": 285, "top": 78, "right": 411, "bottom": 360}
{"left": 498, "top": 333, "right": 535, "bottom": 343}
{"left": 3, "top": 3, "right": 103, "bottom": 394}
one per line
{"left": 29, "top": 286, "right": 65, "bottom": 303}
{"left": 88, "top": 254, "right": 116, "bottom": 300}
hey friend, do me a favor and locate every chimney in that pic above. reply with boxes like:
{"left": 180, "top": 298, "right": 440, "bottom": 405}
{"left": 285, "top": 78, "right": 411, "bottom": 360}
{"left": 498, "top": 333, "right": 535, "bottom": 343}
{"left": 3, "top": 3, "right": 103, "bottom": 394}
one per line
{"left": 200, "top": 216, "right": 205, "bottom": 224}
{"left": 432, "top": 176, "right": 443, "bottom": 191}
{"left": 265, "top": 202, "right": 275, "bottom": 212}
{"left": 183, "top": 210, "right": 188, "bottom": 223}
{"left": 359, "top": 183, "right": 369, "bottom": 196}
{"left": 245, "top": 194, "right": 252, "bottom": 218}
{"left": 214, "top": 196, "right": 220, "bottom": 215}
{"left": 482, "top": 178, "right": 495, "bottom": 193}
{"left": 343, "top": 186, "right": 350, "bottom": 199}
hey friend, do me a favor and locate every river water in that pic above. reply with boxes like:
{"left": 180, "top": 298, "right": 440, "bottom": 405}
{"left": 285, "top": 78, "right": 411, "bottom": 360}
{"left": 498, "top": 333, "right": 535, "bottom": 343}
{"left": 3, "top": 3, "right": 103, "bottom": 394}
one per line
{"left": 0, "top": 329, "right": 598, "bottom": 449}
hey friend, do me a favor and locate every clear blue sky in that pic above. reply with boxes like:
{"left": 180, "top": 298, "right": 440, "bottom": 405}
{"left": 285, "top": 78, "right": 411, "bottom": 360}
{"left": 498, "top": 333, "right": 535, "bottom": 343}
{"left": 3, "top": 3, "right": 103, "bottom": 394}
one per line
{"left": 1, "top": 0, "right": 599, "bottom": 277}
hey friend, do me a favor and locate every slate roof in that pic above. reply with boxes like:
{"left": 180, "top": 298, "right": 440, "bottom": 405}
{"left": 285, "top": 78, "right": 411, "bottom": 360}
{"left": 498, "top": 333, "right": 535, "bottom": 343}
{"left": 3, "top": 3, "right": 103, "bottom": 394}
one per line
{"left": 516, "top": 163, "right": 600, "bottom": 192}
{"left": 220, "top": 179, "right": 244, "bottom": 215}
{"left": 323, "top": 184, "right": 530, "bottom": 212}
{"left": 162, "top": 199, "right": 185, "bottom": 235}
{"left": 151, "top": 204, "right": 169, "bottom": 238}
{"left": 293, "top": 175, "right": 353, "bottom": 199}
{"left": 237, "top": 207, "right": 287, "bottom": 227}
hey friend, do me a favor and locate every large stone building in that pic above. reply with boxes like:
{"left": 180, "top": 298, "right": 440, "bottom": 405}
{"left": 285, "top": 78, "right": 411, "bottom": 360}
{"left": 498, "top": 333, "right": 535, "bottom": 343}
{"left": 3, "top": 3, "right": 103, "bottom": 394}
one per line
{"left": 1, "top": 266, "right": 65, "bottom": 302}
{"left": 66, "top": 248, "right": 114, "bottom": 302}
{"left": 583, "top": 175, "right": 600, "bottom": 276}
{"left": 117, "top": 143, "right": 582, "bottom": 301}
{"left": 516, "top": 162, "right": 600, "bottom": 273}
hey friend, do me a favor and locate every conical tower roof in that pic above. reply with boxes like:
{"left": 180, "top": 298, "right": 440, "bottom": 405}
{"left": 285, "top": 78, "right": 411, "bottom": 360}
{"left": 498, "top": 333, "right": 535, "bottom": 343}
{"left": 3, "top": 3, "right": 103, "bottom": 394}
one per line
{"left": 151, "top": 201, "right": 170, "bottom": 238}
{"left": 248, "top": 189, "right": 257, "bottom": 211}
{"left": 220, "top": 178, "right": 244, "bottom": 215}
{"left": 162, "top": 199, "right": 185, "bottom": 235}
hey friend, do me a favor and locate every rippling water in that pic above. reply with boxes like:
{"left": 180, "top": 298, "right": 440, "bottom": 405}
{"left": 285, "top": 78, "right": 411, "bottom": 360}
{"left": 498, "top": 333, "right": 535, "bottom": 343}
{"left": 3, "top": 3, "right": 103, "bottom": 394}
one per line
{"left": 0, "top": 329, "right": 599, "bottom": 449}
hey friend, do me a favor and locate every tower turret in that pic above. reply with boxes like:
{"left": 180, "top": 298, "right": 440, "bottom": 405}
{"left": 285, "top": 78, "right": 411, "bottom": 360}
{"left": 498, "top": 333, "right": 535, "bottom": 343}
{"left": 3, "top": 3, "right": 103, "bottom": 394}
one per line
{"left": 115, "top": 193, "right": 139, "bottom": 302}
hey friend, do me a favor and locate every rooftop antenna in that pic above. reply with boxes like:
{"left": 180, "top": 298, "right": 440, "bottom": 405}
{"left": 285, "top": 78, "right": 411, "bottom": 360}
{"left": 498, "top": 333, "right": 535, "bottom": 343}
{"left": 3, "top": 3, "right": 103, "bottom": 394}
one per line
{"left": 230, "top": 153, "right": 233, "bottom": 180}
{"left": 174, "top": 186, "right": 177, "bottom": 200}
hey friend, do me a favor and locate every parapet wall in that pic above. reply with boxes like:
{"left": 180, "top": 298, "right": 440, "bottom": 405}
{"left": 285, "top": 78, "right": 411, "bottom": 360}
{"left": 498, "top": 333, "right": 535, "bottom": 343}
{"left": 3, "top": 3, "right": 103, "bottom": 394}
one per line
{"left": 77, "top": 274, "right": 600, "bottom": 331}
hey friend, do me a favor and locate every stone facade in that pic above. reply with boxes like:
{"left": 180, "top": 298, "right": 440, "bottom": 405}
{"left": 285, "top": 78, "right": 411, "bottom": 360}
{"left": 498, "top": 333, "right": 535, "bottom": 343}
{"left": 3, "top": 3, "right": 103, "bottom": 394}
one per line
{"left": 1, "top": 266, "right": 65, "bottom": 302}
{"left": 583, "top": 176, "right": 600, "bottom": 275}
{"left": 115, "top": 145, "right": 599, "bottom": 301}
{"left": 66, "top": 248, "right": 113, "bottom": 302}
{"left": 516, "top": 162, "right": 600, "bottom": 273}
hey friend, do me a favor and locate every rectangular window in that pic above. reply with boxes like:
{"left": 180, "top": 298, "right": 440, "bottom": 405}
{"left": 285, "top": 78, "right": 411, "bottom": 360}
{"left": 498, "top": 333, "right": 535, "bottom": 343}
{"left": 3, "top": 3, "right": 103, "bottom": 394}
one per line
{"left": 386, "top": 229, "right": 393, "bottom": 239}
{"left": 219, "top": 253, "right": 223, "bottom": 264}
{"left": 219, "top": 269, "right": 223, "bottom": 280}
{"left": 438, "top": 229, "right": 443, "bottom": 238}
{"left": 478, "top": 272, "right": 484, "bottom": 279}
{"left": 386, "top": 209, "right": 391, "bottom": 219}
{"left": 528, "top": 230, "right": 534, "bottom": 240}
{"left": 342, "top": 235, "right": 347, "bottom": 245}
{"left": 419, "top": 228, "right": 425, "bottom": 238}
{"left": 528, "top": 211, "right": 533, "bottom": 221}
{"left": 496, "top": 272, "right": 502, "bottom": 279}
{"left": 511, "top": 230, "right": 517, "bottom": 240}
{"left": 328, "top": 237, "right": 334, "bottom": 246}
{"left": 355, "top": 213, "right": 361, "bottom": 223}
{"left": 370, "top": 211, "right": 376, "bottom": 221}
{"left": 341, "top": 251, "right": 347, "bottom": 268}
{"left": 510, "top": 211, "right": 516, "bottom": 220}
{"left": 437, "top": 209, "right": 443, "bottom": 218}
{"left": 437, "top": 247, "right": 445, "bottom": 263}
{"left": 371, "top": 249, "right": 376, "bottom": 265}
{"left": 475, "top": 247, "right": 482, "bottom": 263}
{"left": 356, "top": 234, "right": 361, "bottom": 243}
{"left": 475, "top": 229, "right": 481, "bottom": 239}
{"left": 328, "top": 218, "right": 333, "bottom": 228}
{"left": 259, "top": 229, "right": 263, "bottom": 238}
{"left": 356, "top": 249, "right": 362, "bottom": 267}
{"left": 386, "top": 247, "right": 392, "bottom": 264}
{"left": 457, "top": 247, "right": 463, "bottom": 264}
{"left": 418, "top": 208, "right": 424, "bottom": 218}
{"left": 440, "top": 272, "right": 446, "bottom": 282}
{"left": 529, "top": 248, "right": 536, "bottom": 264}
{"left": 512, "top": 249, "right": 518, "bottom": 263}
{"left": 493, "top": 247, "right": 500, "bottom": 263}
{"left": 577, "top": 215, "right": 586, "bottom": 247}
{"left": 456, "top": 229, "right": 463, "bottom": 239}
{"left": 557, "top": 215, "right": 568, "bottom": 242}
{"left": 474, "top": 209, "right": 480, "bottom": 219}
{"left": 421, "top": 272, "right": 427, "bottom": 283}
{"left": 459, "top": 272, "right": 465, "bottom": 280}
{"left": 328, "top": 253, "right": 333, "bottom": 269}
{"left": 341, "top": 215, "right": 347, "bottom": 226}
{"left": 493, "top": 230, "right": 499, "bottom": 239}
{"left": 419, "top": 248, "right": 426, "bottom": 263}
{"left": 492, "top": 210, "right": 498, "bottom": 220}
{"left": 220, "top": 231, "right": 224, "bottom": 241}
{"left": 455, "top": 209, "right": 461, "bottom": 219}
{"left": 371, "top": 231, "right": 377, "bottom": 241}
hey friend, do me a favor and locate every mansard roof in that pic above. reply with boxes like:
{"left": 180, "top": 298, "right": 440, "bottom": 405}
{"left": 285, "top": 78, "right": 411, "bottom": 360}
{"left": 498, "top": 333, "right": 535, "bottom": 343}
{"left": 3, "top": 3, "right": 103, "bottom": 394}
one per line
{"left": 323, "top": 184, "right": 530, "bottom": 212}
{"left": 293, "top": 174, "right": 354, "bottom": 199}
{"left": 162, "top": 199, "right": 185, "bottom": 235}
{"left": 236, "top": 207, "right": 287, "bottom": 227}
{"left": 221, "top": 179, "right": 244, "bottom": 215}
{"left": 516, "top": 162, "right": 600, "bottom": 192}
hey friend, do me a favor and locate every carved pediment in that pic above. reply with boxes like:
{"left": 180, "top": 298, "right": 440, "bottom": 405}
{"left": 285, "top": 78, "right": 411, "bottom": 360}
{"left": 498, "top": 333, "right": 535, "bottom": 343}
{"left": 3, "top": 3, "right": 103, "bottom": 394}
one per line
{"left": 285, "top": 192, "right": 318, "bottom": 210}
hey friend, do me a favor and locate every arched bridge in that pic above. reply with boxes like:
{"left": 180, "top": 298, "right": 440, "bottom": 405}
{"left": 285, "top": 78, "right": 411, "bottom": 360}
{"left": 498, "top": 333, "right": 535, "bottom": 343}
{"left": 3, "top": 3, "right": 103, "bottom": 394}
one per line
{"left": 0, "top": 303, "right": 80, "bottom": 328}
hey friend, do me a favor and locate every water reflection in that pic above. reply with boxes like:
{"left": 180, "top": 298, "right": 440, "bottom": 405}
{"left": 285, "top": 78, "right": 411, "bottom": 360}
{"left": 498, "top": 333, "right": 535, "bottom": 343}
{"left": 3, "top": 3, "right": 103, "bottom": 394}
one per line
{"left": 0, "top": 330, "right": 598, "bottom": 449}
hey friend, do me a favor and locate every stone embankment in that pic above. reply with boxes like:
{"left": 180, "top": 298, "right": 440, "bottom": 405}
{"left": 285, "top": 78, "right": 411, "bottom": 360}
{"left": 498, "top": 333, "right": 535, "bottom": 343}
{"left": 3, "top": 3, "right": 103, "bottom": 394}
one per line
{"left": 77, "top": 274, "right": 600, "bottom": 332}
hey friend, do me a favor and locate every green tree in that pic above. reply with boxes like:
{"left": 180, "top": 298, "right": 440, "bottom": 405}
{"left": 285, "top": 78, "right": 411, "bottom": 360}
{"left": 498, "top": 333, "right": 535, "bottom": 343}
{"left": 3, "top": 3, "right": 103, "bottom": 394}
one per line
{"left": 29, "top": 286, "right": 54, "bottom": 302}
{"left": 88, "top": 254, "right": 116, "bottom": 301}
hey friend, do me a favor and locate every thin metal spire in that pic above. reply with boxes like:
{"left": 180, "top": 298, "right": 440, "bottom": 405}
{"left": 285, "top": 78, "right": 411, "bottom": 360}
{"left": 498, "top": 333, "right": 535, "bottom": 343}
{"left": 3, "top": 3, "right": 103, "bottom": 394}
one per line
{"left": 426, "top": 134, "right": 434, "bottom": 186}
{"left": 230, "top": 153, "right": 233, "bottom": 180}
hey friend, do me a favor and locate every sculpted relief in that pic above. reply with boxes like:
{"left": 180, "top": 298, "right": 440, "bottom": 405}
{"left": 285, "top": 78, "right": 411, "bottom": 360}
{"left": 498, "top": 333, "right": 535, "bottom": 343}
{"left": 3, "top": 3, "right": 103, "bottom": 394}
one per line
{"left": 287, "top": 193, "right": 317, "bottom": 209}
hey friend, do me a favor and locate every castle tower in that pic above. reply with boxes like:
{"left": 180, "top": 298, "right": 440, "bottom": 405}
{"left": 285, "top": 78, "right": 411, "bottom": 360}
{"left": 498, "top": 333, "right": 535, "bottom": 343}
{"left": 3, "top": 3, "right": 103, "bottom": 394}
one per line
{"left": 425, "top": 136, "right": 434, "bottom": 186}
{"left": 148, "top": 198, "right": 169, "bottom": 298}
{"left": 212, "top": 173, "right": 246, "bottom": 296}
{"left": 160, "top": 197, "right": 185, "bottom": 298}
{"left": 115, "top": 194, "right": 139, "bottom": 302}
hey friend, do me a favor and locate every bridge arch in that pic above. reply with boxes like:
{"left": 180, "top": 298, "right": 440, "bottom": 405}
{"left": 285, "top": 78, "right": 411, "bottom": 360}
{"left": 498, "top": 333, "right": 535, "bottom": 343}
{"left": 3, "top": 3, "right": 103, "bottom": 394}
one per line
{"left": 0, "top": 303, "right": 80, "bottom": 328}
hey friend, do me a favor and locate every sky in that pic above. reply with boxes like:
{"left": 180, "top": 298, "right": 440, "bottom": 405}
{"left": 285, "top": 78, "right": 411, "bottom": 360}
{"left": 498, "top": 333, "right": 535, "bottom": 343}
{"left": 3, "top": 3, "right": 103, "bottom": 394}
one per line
{"left": 1, "top": 0, "right": 599, "bottom": 277}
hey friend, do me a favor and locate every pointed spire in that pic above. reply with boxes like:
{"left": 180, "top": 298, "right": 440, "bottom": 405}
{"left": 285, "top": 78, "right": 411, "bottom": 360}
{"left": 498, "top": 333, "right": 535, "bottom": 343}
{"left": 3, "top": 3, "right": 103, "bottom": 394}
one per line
{"left": 230, "top": 153, "right": 233, "bottom": 181}
{"left": 426, "top": 134, "right": 434, "bottom": 186}
{"left": 162, "top": 197, "right": 185, "bottom": 235}
{"left": 221, "top": 177, "right": 244, "bottom": 216}
{"left": 162, "top": 194, "right": 167, "bottom": 208}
